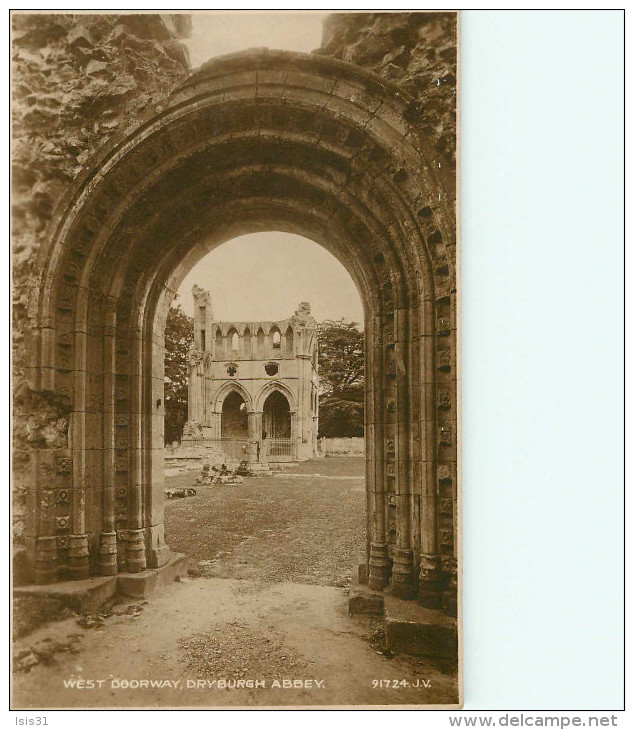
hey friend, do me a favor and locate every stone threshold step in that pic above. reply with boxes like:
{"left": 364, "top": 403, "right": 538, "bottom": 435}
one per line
{"left": 348, "top": 585, "right": 458, "bottom": 660}
{"left": 13, "top": 553, "right": 188, "bottom": 613}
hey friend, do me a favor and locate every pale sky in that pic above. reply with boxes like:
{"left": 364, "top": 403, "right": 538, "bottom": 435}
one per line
{"left": 177, "top": 233, "right": 364, "bottom": 325}
{"left": 178, "top": 11, "right": 363, "bottom": 323}
{"left": 177, "top": 17, "right": 363, "bottom": 326}
{"left": 184, "top": 11, "right": 327, "bottom": 68}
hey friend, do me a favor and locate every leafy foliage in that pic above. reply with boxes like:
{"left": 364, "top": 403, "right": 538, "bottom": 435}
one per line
{"left": 317, "top": 319, "right": 365, "bottom": 437}
{"left": 164, "top": 303, "right": 193, "bottom": 444}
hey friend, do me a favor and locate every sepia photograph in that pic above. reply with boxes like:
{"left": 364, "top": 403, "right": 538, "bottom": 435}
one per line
{"left": 10, "top": 7, "right": 458, "bottom": 711}
{"left": 9, "top": 6, "right": 627, "bottom": 720}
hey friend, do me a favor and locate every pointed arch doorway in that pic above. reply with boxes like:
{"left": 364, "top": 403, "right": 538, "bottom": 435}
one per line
{"left": 221, "top": 390, "right": 249, "bottom": 439}
{"left": 262, "top": 390, "right": 294, "bottom": 461}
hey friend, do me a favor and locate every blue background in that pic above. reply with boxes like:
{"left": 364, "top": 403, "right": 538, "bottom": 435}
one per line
{"left": 461, "top": 10, "right": 624, "bottom": 709}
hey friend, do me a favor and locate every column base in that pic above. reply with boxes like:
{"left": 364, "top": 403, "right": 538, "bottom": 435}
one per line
{"left": 418, "top": 553, "right": 443, "bottom": 609}
{"left": 67, "top": 534, "right": 90, "bottom": 580}
{"left": 390, "top": 548, "right": 416, "bottom": 599}
{"left": 368, "top": 541, "right": 391, "bottom": 591}
{"left": 442, "top": 590, "right": 458, "bottom": 617}
{"left": 125, "top": 528, "right": 147, "bottom": 573}
{"left": 97, "top": 531, "right": 118, "bottom": 576}
{"left": 34, "top": 536, "right": 58, "bottom": 585}
{"left": 146, "top": 524, "right": 171, "bottom": 569}
{"left": 441, "top": 556, "right": 458, "bottom": 617}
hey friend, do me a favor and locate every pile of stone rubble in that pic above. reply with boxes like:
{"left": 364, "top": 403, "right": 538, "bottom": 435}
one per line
{"left": 195, "top": 462, "right": 245, "bottom": 486}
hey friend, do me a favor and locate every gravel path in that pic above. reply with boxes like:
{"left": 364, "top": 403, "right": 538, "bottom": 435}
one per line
{"left": 12, "top": 579, "right": 459, "bottom": 708}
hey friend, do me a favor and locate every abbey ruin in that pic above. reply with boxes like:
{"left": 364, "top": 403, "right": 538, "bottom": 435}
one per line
{"left": 183, "top": 286, "right": 319, "bottom": 463}
{"left": 12, "top": 13, "right": 458, "bottom": 616}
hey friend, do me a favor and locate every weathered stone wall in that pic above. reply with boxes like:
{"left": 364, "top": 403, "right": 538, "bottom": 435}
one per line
{"left": 318, "top": 11, "right": 457, "bottom": 199}
{"left": 320, "top": 437, "right": 365, "bottom": 457}
{"left": 12, "top": 14, "right": 191, "bottom": 547}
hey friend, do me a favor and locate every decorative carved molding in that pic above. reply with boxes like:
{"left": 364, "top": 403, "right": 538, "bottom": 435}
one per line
{"left": 437, "top": 348, "right": 451, "bottom": 371}
{"left": 187, "top": 349, "right": 204, "bottom": 366}
{"left": 438, "top": 464, "right": 452, "bottom": 483}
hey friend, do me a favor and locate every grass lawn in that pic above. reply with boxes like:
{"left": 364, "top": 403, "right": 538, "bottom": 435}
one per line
{"left": 164, "top": 457, "right": 366, "bottom": 587}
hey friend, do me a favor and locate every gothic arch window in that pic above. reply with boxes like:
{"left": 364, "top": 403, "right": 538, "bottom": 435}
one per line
{"left": 285, "top": 326, "right": 294, "bottom": 358}
{"left": 256, "top": 327, "right": 265, "bottom": 358}
{"left": 243, "top": 327, "right": 252, "bottom": 358}
{"left": 271, "top": 327, "right": 281, "bottom": 351}
{"left": 215, "top": 328, "right": 223, "bottom": 360}
{"left": 229, "top": 329, "right": 239, "bottom": 353}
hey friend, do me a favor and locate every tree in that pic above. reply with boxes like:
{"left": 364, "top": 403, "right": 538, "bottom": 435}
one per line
{"left": 164, "top": 302, "right": 193, "bottom": 444}
{"left": 317, "top": 319, "right": 365, "bottom": 437}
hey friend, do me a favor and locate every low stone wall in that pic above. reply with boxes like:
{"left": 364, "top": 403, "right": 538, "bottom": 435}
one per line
{"left": 320, "top": 437, "right": 365, "bottom": 457}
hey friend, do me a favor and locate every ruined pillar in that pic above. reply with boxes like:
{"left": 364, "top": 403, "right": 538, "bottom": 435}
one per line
{"left": 186, "top": 354, "right": 204, "bottom": 424}
{"left": 247, "top": 411, "right": 262, "bottom": 463}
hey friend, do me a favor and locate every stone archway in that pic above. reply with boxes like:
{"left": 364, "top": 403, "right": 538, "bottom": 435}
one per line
{"left": 26, "top": 50, "right": 457, "bottom": 613}
{"left": 220, "top": 390, "right": 249, "bottom": 439}
{"left": 263, "top": 391, "right": 291, "bottom": 439}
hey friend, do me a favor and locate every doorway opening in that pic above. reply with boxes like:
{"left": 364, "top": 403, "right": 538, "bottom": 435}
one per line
{"left": 27, "top": 51, "right": 457, "bottom": 612}
{"left": 263, "top": 390, "right": 291, "bottom": 439}
{"left": 221, "top": 391, "right": 248, "bottom": 439}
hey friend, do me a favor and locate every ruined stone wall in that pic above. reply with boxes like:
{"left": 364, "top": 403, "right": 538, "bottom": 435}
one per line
{"left": 11, "top": 14, "right": 191, "bottom": 547}
{"left": 319, "top": 11, "right": 457, "bottom": 199}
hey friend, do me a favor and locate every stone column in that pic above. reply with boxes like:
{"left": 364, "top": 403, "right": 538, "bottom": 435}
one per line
{"left": 247, "top": 411, "right": 262, "bottom": 463}
{"left": 210, "top": 411, "right": 221, "bottom": 439}
{"left": 98, "top": 305, "right": 118, "bottom": 575}
{"left": 290, "top": 410, "right": 299, "bottom": 460}
{"left": 297, "top": 354, "right": 310, "bottom": 447}
{"left": 419, "top": 298, "right": 442, "bottom": 608}
{"left": 391, "top": 305, "right": 416, "bottom": 599}
{"left": 368, "top": 315, "right": 390, "bottom": 591}
{"left": 126, "top": 325, "right": 146, "bottom": 573}
{"left": 187, "top": 360, "right": 196, "bottom": 422}
{"left": 187, "top": 355, "right": 205, "bottom": 423}
{"left": 145, "top": 313, "right": 170, "bottom": 570}
{"left": 68, "top": 320, "right": 89, "bottom": 580}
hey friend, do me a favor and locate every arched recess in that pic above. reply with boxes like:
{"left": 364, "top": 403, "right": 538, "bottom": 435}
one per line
{"left": 27, "top": 50, "right": 457, "bottom": 613}
{"left": 228, "top": 327, "right": 239, "bottom": 355}
{"left": 213, "top": 380, "right": 254, "bottom": 414}
{"left": 214, "top": 327, "right": 224, "bottom": 360}
{"left": 285, "top": 326, "right": 294, "bottom": 358}
{"left": 254, "top": 380, "right": 297, "bottom": 414}
{"left": 256, "top": 327, "right": 265, "bottom": 358}
{"left": 262, "top": 390, "right": 292, "bottom": 444}
{"left": 242, "top": 327, "right": 252, "bottom": 358}
{"left": 221, "top": 390, "right": 248, "bottom": 439}
{"left": 270, "top": 326, "right": 282, "bottom": 356}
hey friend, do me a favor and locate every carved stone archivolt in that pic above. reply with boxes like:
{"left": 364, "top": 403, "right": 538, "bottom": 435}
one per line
{"left": 23, "top": 50, "right": 457, "bottom": 611}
